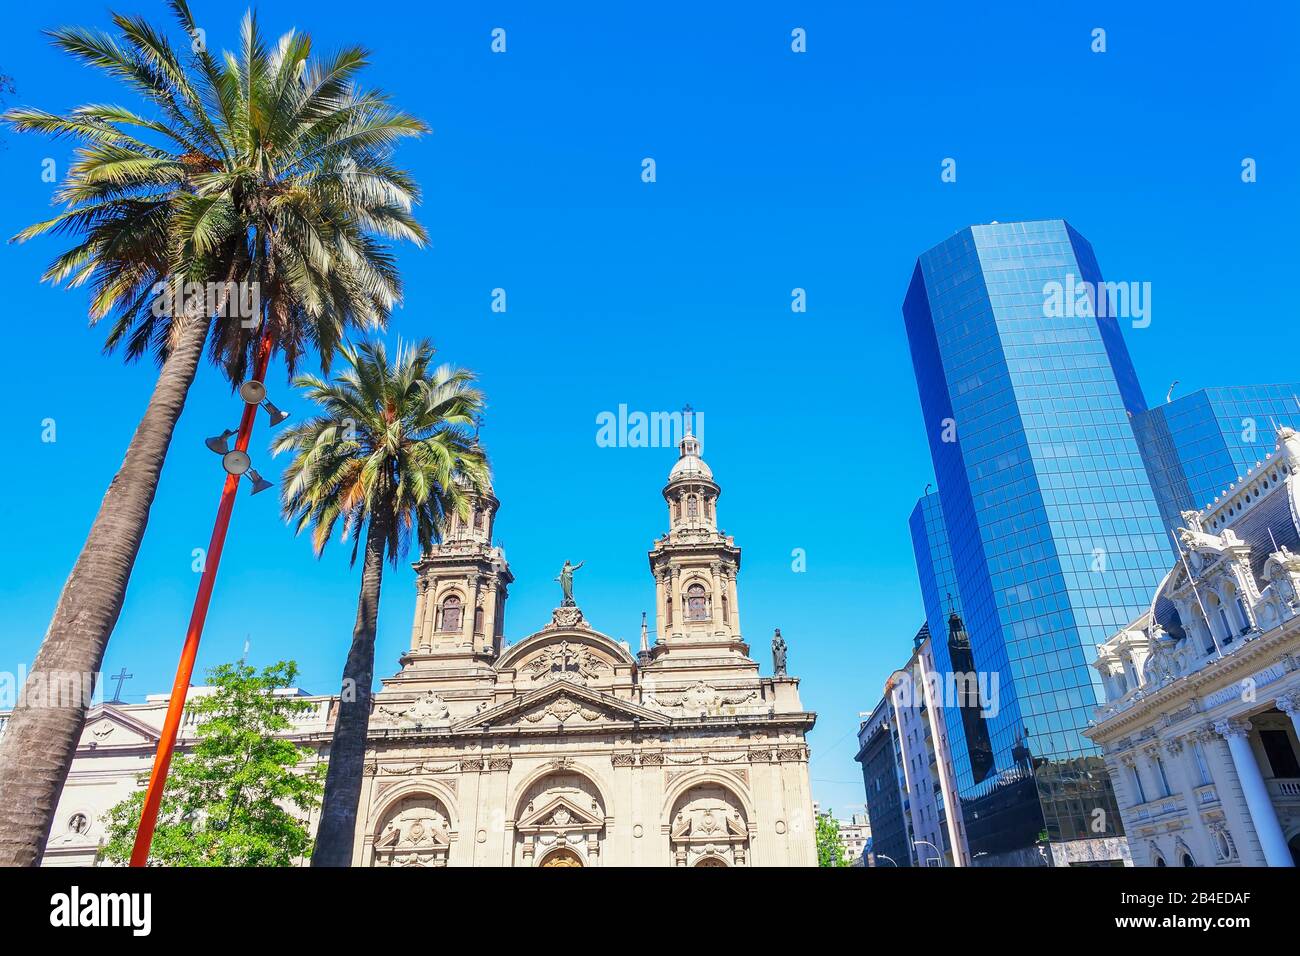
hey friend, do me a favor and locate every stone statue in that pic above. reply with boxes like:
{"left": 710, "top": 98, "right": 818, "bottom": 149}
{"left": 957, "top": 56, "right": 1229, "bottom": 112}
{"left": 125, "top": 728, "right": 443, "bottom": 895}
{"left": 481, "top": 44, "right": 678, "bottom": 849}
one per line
{"left": 772, "top": 628, "right": 788, "bottom": 676}
{"left": 556, "top": 560, "right": 584, "bottom": 607}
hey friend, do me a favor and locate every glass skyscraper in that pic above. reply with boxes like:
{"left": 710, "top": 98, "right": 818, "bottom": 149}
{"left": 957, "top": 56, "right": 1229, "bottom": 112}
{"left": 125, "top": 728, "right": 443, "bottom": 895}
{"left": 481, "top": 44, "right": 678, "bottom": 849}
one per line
{"left": 1134, "top": 385, "right": 1300, "bottom": 535}
{"left": 910, "top": 492, "right": 961, "bottom": 639}
{"left": 902, "top": 220, "right": 1170, "bottom": 864}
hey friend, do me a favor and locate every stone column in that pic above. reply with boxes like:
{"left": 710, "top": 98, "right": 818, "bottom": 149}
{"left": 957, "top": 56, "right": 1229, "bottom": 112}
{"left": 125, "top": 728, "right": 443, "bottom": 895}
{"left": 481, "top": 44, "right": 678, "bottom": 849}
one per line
{"left": 411, "top": 578, "right": 428, "bottom": 651}
{"left": 482, "top": 755, "right": 512, "bottom": 864}
{"left": 421, "top": 584, "right": 438, "bottom": 649}
{"left": 459, "top": 757, "right": 486, "bottom": 866}
{"left": 726, "top": 569, "right": 742, "bottom": 639}
{"left": 1214, "top": 718, "right": 1294, "bottom": 867}
{"left": 470, "top": 575, "right": 483, "bottom": 649}
{"left": 1193, "top": 726, "right": 1257, "bottom": 863}
{"left": 1276, "top": 692, "right": 1300, "bottom": 740}
{"left": 463, "top": 575, "right": 476, "bottom": 645}
{"left": 708, "top": 562, "right": 723, "bottom": 631}
{"left": 654, "top": 571, "right": 668, "bottom": 643}
{"left": 671, "top": 567, "right": 683, "bottom": 634}
{"left": 481, "top": 580, "right": 497, "bottom": 653}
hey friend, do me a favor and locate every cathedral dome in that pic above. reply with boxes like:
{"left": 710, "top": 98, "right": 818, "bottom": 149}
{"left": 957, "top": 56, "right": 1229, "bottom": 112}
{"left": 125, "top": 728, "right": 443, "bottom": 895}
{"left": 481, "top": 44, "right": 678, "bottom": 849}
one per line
{"left": 668, "top": 432, "right": 712, "bottom": 482}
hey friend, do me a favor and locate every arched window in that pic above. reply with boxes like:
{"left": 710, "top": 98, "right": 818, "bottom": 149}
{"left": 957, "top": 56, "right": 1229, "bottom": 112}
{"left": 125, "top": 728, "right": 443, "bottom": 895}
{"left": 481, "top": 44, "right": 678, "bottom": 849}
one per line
{"left": 1192, "top": 741, "right": 1213, "bottom": 786}
{"left": 721, "top": 592, "right": 729, "bottom": 624}
{"left": 1154, "top": 756, "right": 1172, "bottom": 797}
{"left": 1235, "top": 597, "right": 1250, "bottom": 633}
{"left": 1181, "top": 853, "right": 1195, "bottom": 867}
{"left": 674, "top": 498, "right": 682, "bottom": 520}
{"left": 441, "top": 595, "right": 463, "bottom": 632}
{"left": 1217, "top": 607, "right": 1233, "bottom": 644}
{"left": 687, "top": 495, "right": 698, "bottom": 518}
{"left": 705, "top": 497, "right": 713, "bottom": 520}
{"left": 474, "top": 605, "right": 484, "bottom": 635}
{"left": 1130, "top": 765, "right": 1147, "bottom": 805}
{"left": 686, "top": 583, "right": 709, "bottom": 621}
{"left": 473, "top": 507, "right": 484, "bottom": 530}
{"left": 1154, "top": 855, "right": 1166, "bottom": 867}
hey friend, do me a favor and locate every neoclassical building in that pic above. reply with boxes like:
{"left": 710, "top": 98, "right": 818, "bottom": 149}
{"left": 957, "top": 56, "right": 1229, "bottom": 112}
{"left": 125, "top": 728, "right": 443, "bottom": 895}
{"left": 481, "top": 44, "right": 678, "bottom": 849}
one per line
{"left": 1087, "top": 428, "right": 1300, "bottom": 868}
{"left": 18, "top": 426, "right": 817, "bottom": 867}
{"left": 357, "top": 425, "right": 817, "bottom": 866}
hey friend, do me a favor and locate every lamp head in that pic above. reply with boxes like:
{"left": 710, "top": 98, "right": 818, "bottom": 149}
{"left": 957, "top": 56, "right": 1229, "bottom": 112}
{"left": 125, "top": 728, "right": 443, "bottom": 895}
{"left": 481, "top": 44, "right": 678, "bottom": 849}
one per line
{"left": 205, "top": 428, "right": 237, "bottom": 455}
{"left": 245, "top": 468, "right": 274, "bottom": 495}
{"left": 221, "top": 449, "right": 251, "bottom": 476}
{"left": 239, "top": 380, "right": 267, "bottom": 405}
{"left": 262, "top": 399, "right": 290, "bottom": 427}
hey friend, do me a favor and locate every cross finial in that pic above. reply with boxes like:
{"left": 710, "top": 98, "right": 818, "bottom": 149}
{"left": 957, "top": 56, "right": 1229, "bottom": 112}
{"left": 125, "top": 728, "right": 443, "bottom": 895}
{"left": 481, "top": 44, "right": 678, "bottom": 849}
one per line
{"left": 108, "top": 667, "right": 134, "bottom": 704}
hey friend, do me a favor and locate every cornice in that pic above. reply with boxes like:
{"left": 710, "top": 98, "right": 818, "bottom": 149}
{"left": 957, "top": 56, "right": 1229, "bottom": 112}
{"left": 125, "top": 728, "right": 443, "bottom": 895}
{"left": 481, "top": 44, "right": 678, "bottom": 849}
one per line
{"left": 1089, "top": 622, "right": 1300, "bottom": 740}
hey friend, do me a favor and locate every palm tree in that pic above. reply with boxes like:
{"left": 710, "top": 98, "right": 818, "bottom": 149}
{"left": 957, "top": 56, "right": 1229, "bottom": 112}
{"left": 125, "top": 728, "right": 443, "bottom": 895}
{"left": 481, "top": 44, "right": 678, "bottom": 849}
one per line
{"left": 274, "top": 339, "right": 487, "bottom": 866}
{"left": 0, "top": 1, "right": 427, "bottom": 865}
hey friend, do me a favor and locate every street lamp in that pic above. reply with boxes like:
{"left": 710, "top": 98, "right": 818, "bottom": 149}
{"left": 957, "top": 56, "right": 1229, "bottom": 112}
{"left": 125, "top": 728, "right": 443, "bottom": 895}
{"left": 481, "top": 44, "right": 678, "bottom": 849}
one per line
{"left": 130, "top": 347, "right": 288, "bottom": 866}
{"left": 913, "top": 840, "right": 946, "bottom": 867}
{"left": 874, "top": 853, "right": 898, "bottom": 867}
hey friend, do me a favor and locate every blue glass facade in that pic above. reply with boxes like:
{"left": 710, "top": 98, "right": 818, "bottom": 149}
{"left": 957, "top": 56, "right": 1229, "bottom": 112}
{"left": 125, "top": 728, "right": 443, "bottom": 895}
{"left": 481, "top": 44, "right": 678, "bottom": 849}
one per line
{"left": 902, "top": 220, "right": 1170, "bottom": 859}
{"left": 910, "top": 492, "right": 962, "bottom": 637}
{"left": 1134, "top": 385, "right": 1300, "bottom": 535}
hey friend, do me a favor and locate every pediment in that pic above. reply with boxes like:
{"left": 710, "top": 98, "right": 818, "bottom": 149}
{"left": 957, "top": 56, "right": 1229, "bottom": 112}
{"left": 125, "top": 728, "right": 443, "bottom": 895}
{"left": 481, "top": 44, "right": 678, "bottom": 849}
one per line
{"left": 517, "top": 794, "right": 604, "bottom": 832}
{"left": 77, "top": 705, "right": 161, "bottom": 749}
{"left": 452, "top": 680, "right": 669, "bottom": 732}
{"left": 496, "top": 621, "right": 635, "bottom": 676}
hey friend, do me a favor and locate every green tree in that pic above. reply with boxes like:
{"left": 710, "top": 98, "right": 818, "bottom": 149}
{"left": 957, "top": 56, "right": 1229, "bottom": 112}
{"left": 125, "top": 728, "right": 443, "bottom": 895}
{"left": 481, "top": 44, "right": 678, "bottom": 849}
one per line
{"left": 816, "top": 811, "right": 849, "bottom": 867}
{"left": 273, "top": 339, "right": 487, "bottom": 866}
{"left": 0, "top": 1, "right": 426, "bottom": 865}
{"left": 99, "top": 661, "right": 323, "bottom": 866}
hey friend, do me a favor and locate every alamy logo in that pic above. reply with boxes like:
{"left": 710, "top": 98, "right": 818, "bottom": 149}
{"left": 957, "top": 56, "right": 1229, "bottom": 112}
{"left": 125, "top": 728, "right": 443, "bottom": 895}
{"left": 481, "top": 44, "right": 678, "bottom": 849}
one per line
{"left": 0, "top": 667, "right": 100, "bottom": 709}
{"left": 595, "top": 405, "right": 704, "bottom": 448}
{"left": 889, "top": 668, "right": 1001, "bottom": 718}
{"left": 1042, "top": 273, "right": 1151, "bottom": 328}
{"left": 49, "top": 887, "right": 151, "bottom": 937}
{"left": 150, "top": 278, "right": 261, "bottom": 327}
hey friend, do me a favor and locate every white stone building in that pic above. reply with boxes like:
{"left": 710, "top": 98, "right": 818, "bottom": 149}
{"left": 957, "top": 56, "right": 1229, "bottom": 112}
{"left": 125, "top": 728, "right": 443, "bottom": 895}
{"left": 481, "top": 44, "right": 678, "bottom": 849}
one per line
{"left": 837, "top": 811, "right": 870, "bottom": 864}
{"left": 1086, "top": 428, "right": 1300, "bottom": 868}
{"left": 16, "top": 425, "right": 818, "bottom": 867}
{"left": 7, "top": 688, "right": 333, "bottom": 867}
{"left": 886, "top": 626, "right": 971, "bottom": 866}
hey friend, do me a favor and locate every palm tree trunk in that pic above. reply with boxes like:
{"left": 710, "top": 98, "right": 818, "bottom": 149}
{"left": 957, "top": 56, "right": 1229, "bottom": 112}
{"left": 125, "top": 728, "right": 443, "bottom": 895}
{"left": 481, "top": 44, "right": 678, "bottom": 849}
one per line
{"left": 311, "top": 508, "right": 389, "bottom": 867}
{"left": 0, "top": 314, "right": 211, "bottom": 866}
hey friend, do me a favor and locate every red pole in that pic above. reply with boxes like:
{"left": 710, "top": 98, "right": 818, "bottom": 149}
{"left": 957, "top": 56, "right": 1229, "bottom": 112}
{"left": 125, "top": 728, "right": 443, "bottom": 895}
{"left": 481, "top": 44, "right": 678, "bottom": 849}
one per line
{"left": 130, "top": 334, "right": 273, "bottom": 866}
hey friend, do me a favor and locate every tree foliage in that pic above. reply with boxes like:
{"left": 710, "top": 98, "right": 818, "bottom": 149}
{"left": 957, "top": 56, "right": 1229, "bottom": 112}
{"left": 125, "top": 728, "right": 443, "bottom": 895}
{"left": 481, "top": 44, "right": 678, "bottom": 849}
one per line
{"left": 816, "top": 811, "right": 849, "bottom": 868}
{"left": 100, "top": 661, "right": 323, "bottom": 867}
{"left": 274, "top": 337, "right": 488, "bottom": 562}
{"left": 5, "top": 0, "right": 428, "bottom": 380}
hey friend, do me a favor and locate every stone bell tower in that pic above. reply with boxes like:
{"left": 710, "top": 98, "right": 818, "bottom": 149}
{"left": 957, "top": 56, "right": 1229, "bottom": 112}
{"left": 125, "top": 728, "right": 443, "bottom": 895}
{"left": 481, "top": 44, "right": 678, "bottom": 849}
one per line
{"left": 646, "top": 416, "right": 751, "bottom": 671}
{"left": 404, "top": 474, "right": 513, "bottom": 668}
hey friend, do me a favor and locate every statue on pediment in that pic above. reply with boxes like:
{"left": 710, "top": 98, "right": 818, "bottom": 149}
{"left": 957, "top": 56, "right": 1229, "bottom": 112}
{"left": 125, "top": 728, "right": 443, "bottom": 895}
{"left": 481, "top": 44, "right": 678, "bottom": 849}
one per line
{"left": 556, "top": 560, "right": 584, "bottom": 607}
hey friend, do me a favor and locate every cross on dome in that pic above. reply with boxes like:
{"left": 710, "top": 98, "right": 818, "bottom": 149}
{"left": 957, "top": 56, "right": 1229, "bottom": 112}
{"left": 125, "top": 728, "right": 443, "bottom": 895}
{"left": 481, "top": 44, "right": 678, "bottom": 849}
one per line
{"left": 670, "top": 403, "right": 709, "bottom": 481}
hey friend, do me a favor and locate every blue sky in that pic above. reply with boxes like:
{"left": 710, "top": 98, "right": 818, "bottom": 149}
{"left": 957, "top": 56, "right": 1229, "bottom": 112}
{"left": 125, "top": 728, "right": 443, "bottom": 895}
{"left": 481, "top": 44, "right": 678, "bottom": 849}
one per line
{"left": 1, "top": 1, "right": 1297, "bottom": 817}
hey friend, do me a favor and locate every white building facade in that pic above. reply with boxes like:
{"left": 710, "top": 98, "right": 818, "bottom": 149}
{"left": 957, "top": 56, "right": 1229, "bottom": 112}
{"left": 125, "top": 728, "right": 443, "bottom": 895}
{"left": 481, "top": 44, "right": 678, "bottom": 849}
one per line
{"left": 1087, "top": 428, "right": 1300, "bottom": 868}
{"left": 887, "top": 626, "right": 971, "bottom": 866}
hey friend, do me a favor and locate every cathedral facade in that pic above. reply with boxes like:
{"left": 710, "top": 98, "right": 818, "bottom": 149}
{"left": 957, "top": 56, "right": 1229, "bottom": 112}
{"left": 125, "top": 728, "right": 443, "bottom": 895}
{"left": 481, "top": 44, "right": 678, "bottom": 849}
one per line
{"left": 354, "top": 427, "right": 818, "bottom": 866}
